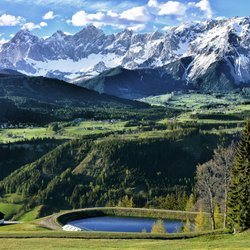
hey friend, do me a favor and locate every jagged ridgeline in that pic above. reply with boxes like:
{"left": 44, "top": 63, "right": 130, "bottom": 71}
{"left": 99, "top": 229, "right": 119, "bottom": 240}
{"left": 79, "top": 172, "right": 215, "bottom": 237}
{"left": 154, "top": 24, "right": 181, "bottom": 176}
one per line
{"left": 0, "top": 131, "right": 228, "bottom": 216}
{"left": 1, "top": 17, "right": 250, "bottom": 98}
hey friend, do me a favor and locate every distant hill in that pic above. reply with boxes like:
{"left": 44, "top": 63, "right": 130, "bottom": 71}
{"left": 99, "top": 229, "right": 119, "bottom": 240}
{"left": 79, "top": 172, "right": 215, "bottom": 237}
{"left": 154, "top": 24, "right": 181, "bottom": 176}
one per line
{"left": 75, "top": 54, "right": 245, "bottom": 99}
{"left": 0, "top": 73, "right": 148, "bottom": 123}
{"left": 0, "top": 69, "right": 24, "bottom": 76}
{"left": 76, "top": 64, "right": 189, "bottom": 99}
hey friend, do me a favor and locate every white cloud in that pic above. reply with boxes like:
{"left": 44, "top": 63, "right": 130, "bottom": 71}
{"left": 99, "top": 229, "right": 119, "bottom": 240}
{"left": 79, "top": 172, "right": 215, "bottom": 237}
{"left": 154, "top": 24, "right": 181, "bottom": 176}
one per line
{"left": 88, "top": 12, "right": 105, "bottom": 21}
{"left": 148, "top": 0, "right": 187, "bottom": 16}
{"left": 71, "top": 11, "right": 88, "bottom": 26}
{"left": 68, "top": 0, "right": 214, "bottom": 32}
{"left": 162, "top": 25, "right": 172, "bottom": 31}
{"left": 148, "top": 0, "right": 213, "bottom": 19}
{"left": 22, "top": 22, "right": 41, "bottom": 30}
{"left": 43, "top": 11, "right": 56, "bottom": 20}
{"left": 71, "top": 10, "right": 106, "bottom": 26}
{"left": 63, "top": 31, "right": 73, "bottom": 36}
{"left": 120, "top": 6, "right": 151, "bottom": 22}
{"left": 148, "top": 0, "right": 158, "bottom": 8}
{"left": 195, "top": 0, "right": 213, "bottom": 18}
{"left": 158, "top": 1, "right": 187, "bottom": 16}
{"left": 128, "top": 24, "right": 146, "bottom": 31}
{"left": 22, "top": 21, "right": 48, "bottom": 30}
{"left": 107, "top": 10, "right": 119, "bottom": 18}
{"left": 40, "top": 21, "right": 48, "bottom": 27}
{"left": 0, "top": 14, "right": 25, "bottom": 26}
{"left": 70, "top": 10, "right": 130, "bottom": 30}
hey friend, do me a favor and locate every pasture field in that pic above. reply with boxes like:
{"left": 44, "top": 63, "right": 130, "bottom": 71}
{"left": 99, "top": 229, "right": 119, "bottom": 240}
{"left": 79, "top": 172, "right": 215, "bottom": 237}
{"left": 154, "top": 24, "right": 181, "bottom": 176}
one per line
{"left": 0, "top": 230, "right": 249, "bottom": 250}
{"left": 1, "top": 93, "right": 249, "bottom": 143}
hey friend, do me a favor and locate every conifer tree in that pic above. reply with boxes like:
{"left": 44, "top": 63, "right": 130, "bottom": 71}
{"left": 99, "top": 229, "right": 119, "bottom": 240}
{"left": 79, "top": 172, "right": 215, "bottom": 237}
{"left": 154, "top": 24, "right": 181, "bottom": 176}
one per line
{"left": 183, "top": 218, "right": 191, "bottom": 233}
{"left": 151, "top": 219, "right": 166, "bottom": 234}
{"left": 227, "top": 121, "right": 250, "bottom": 232}
{"left": 214, "top": 201, "right": 223, "bottom": 229}
{"left": 117, "top": 195, "right": 134, "bottom": 207}
{"left": 195, "top": 208, "right": 206, "bottom": 232}
{"left": 185, "top": 193, "right": 195, "bottom": 212}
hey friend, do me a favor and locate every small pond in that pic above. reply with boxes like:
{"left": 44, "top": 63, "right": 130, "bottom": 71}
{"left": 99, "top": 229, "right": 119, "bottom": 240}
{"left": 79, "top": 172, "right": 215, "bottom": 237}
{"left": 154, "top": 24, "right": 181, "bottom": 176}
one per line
{"left": 63, "top": 216, "right": 183, "bottom": 233}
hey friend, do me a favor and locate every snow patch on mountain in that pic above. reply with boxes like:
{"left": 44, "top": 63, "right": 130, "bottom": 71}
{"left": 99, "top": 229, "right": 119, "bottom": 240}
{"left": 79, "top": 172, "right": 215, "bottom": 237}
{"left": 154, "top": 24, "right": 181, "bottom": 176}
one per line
{"left": 0, "top": 17, "right": 250, "bottom": 85}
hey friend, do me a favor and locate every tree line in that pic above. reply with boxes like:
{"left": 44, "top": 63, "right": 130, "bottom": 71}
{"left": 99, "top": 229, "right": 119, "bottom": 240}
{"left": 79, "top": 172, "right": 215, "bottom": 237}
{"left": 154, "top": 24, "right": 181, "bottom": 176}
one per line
{"left": 195, "top": 121, "right": 250, "bottom": 232}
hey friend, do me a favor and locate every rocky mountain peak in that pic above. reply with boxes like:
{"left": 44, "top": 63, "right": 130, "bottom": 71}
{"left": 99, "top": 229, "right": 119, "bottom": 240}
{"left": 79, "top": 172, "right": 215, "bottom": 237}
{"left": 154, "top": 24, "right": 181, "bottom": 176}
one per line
{"left": 11, "top": 29, "right": 39, "bottom": 44}
{"left": 0, "top": 17, "right": 250, "bottom": 87}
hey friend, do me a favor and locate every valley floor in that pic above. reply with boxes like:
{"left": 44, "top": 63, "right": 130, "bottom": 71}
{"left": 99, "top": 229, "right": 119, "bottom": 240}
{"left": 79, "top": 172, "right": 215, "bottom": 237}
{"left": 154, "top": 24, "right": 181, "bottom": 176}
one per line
{"left": 0, "top": 231, "right": 249, "bottom": 250}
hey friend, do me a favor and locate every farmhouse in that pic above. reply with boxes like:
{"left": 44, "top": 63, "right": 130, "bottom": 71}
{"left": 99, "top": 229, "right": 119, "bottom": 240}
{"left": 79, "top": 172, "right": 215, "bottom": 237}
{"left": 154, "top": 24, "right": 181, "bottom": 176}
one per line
{"left": 0, "top": 211, "right": 4, "bottom": 224}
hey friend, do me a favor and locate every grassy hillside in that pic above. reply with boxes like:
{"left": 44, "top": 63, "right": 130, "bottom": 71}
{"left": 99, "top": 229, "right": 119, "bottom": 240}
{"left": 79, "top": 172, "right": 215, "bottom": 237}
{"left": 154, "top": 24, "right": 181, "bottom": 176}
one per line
{"left": 0, "top": 203, "right": 22, "bottom": 219}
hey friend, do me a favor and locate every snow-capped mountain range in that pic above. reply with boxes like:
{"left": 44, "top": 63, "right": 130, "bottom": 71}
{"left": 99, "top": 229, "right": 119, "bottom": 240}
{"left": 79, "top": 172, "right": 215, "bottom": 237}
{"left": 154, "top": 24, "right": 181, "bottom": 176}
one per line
{"left": 0, "top": 16, "right": 250, "bottom": 86}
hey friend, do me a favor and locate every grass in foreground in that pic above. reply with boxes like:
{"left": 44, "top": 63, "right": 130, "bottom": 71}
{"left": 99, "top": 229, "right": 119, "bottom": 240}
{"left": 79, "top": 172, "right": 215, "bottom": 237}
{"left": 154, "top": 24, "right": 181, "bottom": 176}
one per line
{"left": 0, "top": 231, "right": 249, "bottom": 250}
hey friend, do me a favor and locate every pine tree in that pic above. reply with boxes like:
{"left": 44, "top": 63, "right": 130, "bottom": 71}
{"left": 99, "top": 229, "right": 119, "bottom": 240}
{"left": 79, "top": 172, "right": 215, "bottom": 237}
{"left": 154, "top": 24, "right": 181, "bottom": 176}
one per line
{"left": 185, "top": 193, "right": 194, "bottom": 212}
{"left": 195, "top": 208, "right": 206, "bottom": 232}
{"left": 227, "top": 121, "right": 250, "bottom": 232}
{"left": 151, "top": 219, "right": 166, "bottom": 234}
{"left": 183, "top": 218, "right": 191, "bottom": 233}
{"left": 214, "top": 201, "right": 223, "bottom": 229}
{"left": 117, "top": 195, "right": 134, "bottom": 207}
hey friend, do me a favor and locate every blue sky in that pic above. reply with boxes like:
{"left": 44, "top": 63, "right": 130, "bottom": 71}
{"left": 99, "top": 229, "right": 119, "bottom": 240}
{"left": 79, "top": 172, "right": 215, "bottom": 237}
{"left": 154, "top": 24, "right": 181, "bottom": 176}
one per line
{"left": 0, "top": 0, "right": 249, "bottom": 43}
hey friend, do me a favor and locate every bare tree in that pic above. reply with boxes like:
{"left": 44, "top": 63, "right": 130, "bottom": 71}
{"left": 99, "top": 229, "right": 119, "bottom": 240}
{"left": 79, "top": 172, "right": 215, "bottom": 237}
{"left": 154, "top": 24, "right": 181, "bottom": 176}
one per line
{"left": 196, "top": 144, "right": 236, "bottom": 230}
{"left": 213, "top": 144, "right": 235, "bottom": 228}
{"left": 196, "top": 160, "right": 220, "bottom": 230}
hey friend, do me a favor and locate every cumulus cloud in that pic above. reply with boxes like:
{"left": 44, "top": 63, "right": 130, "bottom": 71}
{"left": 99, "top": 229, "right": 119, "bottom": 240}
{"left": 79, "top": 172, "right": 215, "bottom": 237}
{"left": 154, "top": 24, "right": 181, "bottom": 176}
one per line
{"left": 40, "top": 21, "right": 48, "bottom": 27}
{"left": 71, "top": 10, "right": 106, "bottom": 26}
{"left": 68, "top": 0, "right": 213, "bottom": 32}
{"left": 195, "top": 0, "right": 213, "bottom": 18}
{"left": 107, "top": 10, "right": 119, "bottom": 18}
{"left": 43, "top": 11, "right": 56, "bottom": 20}
{"left": 0, "top": 14, "right": 25, "bottom": 26}
{"left": 71, "top": 11, "right": 88, "bottom": 26}
{"left": 158, "top": 1, "right": 187, "bottom": 16}
{"left": 148, "top": 0, "right": 213, "bottom": 18}
{"left": 148, "top": 0, "right": 158, "bottom": 8}
{"left": 120, "top": 6, "right": 151, "bottom": 22}
{"left": 148, "top": 0, "right": 187, "bottom": 16}
{"left": 70, "top": 7, "right": 150, "bottom": 30}
{"left": 22, "top": 21, "right": 48, "bottom": 30}
{"left": 22, "top": 22, "right": 41, "bottom": 30}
